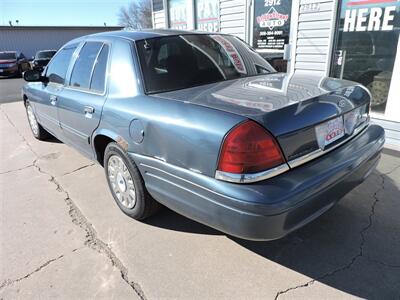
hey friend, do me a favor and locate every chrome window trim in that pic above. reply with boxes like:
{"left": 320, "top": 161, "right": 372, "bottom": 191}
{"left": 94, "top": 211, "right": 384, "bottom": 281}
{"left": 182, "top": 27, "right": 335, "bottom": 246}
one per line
{"left": 288, "top": 121, "right": 369, "bottom": 168}
{"left": 65, "top": 41, "right": 111, "bottom": 96}
{"left": 215, "top": 164, "right": 290, "bottom": 184}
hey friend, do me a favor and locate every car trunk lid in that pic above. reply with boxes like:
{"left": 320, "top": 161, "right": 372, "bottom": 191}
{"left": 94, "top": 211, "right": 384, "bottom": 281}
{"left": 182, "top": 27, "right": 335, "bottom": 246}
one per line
{"left": 153, "top": 73, "right": 370, "bottom": 163}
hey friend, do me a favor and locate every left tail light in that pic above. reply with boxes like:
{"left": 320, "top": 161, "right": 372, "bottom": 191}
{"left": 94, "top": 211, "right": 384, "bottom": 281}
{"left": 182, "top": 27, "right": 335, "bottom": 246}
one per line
{"left": 216, "top": 121, "right": 287, "bottom": 183}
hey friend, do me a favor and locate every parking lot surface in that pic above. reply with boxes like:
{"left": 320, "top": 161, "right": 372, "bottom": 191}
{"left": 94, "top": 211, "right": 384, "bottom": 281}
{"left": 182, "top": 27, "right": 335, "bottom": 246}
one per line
{"left": 1, "top": 100, "right": 400, "bottom": 299}
{"left": 0, "top": 78, "right": 25, "bottom": 104}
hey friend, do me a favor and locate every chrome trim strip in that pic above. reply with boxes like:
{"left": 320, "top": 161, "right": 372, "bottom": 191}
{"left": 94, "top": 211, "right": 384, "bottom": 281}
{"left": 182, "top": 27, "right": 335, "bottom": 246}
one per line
{"left": 215, "top": 164, "right": 290, "bottom": 184}
{"left": 288, "top": 122, "right": 369, "bottom": 169}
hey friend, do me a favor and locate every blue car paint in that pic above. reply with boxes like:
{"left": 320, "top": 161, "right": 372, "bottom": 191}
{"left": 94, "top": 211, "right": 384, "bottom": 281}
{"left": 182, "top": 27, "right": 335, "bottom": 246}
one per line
{"left": 23, "top": 29, "right": 385, "bottom": 240}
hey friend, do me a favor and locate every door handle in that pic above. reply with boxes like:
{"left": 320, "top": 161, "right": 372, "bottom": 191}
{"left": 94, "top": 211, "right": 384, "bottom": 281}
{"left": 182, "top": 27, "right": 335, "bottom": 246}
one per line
{"left": 84, "top": 106, "right": 95, "bottom": 114}
{"left": 50, "top": 95, "right": 57, "bottom": 105}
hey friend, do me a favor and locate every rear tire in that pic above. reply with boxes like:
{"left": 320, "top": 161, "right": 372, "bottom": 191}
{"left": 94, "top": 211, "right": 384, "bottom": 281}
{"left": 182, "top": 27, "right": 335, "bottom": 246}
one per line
{"left": 25, "top": 101, "right": 50, "bottom": 140}
{"left": 104, "top": 142, "right": 160, "bottom": 220}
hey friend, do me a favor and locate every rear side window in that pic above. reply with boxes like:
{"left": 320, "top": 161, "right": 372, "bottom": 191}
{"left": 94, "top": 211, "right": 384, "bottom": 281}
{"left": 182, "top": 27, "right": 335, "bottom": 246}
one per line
{"left": 46, "top": 44, "right": 77, "bottom": 84}
{"left": 70, "top": 42, "right": 103, "bottom": 89}
{"left": 89, "top": 44, "right": 109, "bottom": 93}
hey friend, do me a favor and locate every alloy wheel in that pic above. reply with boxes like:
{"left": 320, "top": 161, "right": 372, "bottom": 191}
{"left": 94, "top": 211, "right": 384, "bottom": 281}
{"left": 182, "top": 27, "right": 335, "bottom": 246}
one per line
{"left": 107, "top": 154, "right": 136, "bottom": 209}
{"left": 27, "top": 105, "right": 39, "bottom": 136}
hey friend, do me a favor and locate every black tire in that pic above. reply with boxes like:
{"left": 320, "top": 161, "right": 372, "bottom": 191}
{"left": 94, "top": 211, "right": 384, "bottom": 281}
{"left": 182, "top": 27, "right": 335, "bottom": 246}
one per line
{"left": 104, "top": 142, "right": 160, "bottom": 220}
{"left": 25, "top": 101, "right": 50, "bottom": 140}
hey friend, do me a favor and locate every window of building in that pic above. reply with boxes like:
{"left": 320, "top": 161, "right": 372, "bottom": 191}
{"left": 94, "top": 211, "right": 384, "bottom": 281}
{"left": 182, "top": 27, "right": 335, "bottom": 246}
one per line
{"left": 195, "top": 0, "right": 219, "bottom": 32}
{"left": 168, "top": 0, "right": 192, "bottom": 29}
{"left": 331, "top": 0, "right": 400, "bottom": 115}
{"left": 252, "top": 0, "right": 292, "bottom": 52}
{"left": 90, "top": 44, "right": 109, "bottom": 93}
{"left": 153, "top": 0, "right": 163, "bottom": 12}
{"left": 70, "top": 42, "right": 103, "bottom": 89}
{"left": 46, "top": 44, "right": 77, "bottom": 84}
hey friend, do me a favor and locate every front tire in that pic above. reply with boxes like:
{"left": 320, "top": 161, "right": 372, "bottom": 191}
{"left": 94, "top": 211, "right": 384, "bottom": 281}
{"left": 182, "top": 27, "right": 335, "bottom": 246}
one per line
{"left": 25, "top": 101, "right": 50, "bottom": 140}
{"left": 104, "top": 142, "right": 160, "bottom": 220}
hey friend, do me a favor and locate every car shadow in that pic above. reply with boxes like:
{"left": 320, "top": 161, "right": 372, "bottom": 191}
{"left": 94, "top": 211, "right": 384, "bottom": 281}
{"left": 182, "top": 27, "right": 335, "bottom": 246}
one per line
{"left": 144, "top": 207, "right": 221, "bottom": 236}
{"left": 43, "top": 135, "right": 63, "bottom": 144}
{"left": 144, "top": 169, "right": 400, "bottom": 298}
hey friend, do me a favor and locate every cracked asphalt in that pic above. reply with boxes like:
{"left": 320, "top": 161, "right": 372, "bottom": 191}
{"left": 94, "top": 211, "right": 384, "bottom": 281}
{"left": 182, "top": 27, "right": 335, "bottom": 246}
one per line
{"left": 1, "top": 99, "right": 400, "bottom": 299}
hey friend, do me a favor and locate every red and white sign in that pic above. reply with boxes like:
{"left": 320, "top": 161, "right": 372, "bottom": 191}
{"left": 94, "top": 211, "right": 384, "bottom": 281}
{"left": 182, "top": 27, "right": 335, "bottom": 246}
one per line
{"left": 315, "top": 117, "right": 345, "bottom": 149}
{"left": 210, "top": 35, "right": 247, "bottom": 74}
{"left": 256, "top": 7, "right": 289, "bottom": 30}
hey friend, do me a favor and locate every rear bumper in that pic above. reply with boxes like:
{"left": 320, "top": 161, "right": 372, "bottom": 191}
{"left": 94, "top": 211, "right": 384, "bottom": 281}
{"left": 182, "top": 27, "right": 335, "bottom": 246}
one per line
{"left": 131, "top": 124, "right": 385, "bottom": 241}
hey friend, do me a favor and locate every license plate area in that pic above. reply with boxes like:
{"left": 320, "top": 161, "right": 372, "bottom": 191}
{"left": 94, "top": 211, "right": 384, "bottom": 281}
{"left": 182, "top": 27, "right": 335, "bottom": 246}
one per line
{"left": 315, "top": 116, "right": 345, "bottom": 150}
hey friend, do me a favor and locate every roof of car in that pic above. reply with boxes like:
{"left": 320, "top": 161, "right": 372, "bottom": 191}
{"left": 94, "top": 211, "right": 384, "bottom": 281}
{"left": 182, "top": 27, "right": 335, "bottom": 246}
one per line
{"left": 87, "top": 29, "right": 208, "bottom": 41}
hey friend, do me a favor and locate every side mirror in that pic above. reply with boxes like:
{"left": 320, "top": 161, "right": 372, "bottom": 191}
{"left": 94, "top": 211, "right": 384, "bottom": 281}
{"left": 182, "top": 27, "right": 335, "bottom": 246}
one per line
{"left": 23, "top": 69, "right": 47, "bottom": 82}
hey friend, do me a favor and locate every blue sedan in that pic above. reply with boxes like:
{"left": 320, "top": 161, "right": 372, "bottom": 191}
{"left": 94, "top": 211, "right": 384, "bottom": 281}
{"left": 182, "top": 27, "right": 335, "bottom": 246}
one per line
{"left": 22, "top": 30, "right": 385, "bottom": 240}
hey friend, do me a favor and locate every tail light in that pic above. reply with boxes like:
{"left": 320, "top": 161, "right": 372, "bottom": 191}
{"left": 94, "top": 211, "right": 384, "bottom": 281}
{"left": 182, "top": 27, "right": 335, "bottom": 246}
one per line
{"left": 217, "top": 120, "right": 285, "bottom": 176}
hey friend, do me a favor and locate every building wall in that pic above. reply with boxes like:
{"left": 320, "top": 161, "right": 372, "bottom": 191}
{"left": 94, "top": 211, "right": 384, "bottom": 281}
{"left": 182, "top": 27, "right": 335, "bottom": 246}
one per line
{"left": 153, "top": 10, "right": 166, "bottom": 28}
{"left": 152, "top": 0, "right": 399, "bottom": 149}
{"left": 152, "top": 0, "right": 166, "bottom": 28}
{"left": 0, "top": 27, "right": 122, "bottom": 58}
{"left": 295, "top": 0, "right": 336, "bottom": 76}
{"left": 220, "top": 0, "right": 247, "bottom": 41}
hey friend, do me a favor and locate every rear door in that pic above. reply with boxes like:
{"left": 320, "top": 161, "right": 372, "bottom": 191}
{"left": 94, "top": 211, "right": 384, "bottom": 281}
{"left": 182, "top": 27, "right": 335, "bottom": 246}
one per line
{"left": 32, "top": 44, "right": 78, "bottom": 138}
{"left": 57, "top": 41, "right": 110, "bottom": 158}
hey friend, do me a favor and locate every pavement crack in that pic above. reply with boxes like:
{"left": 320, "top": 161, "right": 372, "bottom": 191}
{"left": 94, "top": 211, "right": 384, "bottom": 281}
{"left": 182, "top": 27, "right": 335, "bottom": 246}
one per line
{"left": 275, "top": 173, "right": 386, "bottom": 299}
{"left": 366, "top": 257, "right": 400, "bottom": 268}
{"left": 1, "top": 106, "right": 147, "bottom": 299}
{"left": 383, "top": 164, "right": 400, "bottom": 176}
{"left": 0, "top": 254, "right": 64, "bottom": 290}
{"left": 33, "top": 153, "right": 146, "bottom": 299}
{"left": 62, "top": 162, "right": 96, "bottom": 176}
{"left": 0, "top": 106, "right": 38, "bottom": 157}
{"left": 0, "top": 164, "right": 34, "bottom": 175}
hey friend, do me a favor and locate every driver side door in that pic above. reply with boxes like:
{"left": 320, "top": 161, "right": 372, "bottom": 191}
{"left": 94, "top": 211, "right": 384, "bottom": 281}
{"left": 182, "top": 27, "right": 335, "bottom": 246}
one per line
{"left": 32, "top": 44, "right": 78, "bottom": 139}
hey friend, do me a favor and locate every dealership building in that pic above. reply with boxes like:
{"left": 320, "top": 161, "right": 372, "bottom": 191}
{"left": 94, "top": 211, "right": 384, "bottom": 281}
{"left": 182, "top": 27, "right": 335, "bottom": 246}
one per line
{"left": 150, "top": 0, "right": 400, "bottom": 148}
{"left": 0, "top": 26, "right": 122, "bottom": 58}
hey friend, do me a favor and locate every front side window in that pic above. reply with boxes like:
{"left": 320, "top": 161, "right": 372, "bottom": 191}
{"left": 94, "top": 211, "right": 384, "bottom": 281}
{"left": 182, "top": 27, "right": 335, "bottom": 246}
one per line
{"left": 46, "top": 44, "right": 77, "bottom": 84}
{"left": 136, "top": 34, "right": 275, "bottom": 93}
{"left": 70, "top": 42, "right": 103, "bottom": 89}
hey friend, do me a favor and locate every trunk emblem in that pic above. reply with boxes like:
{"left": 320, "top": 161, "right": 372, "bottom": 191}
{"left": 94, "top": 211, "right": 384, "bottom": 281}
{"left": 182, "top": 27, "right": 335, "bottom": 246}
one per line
{"left": 338, "top": 99, "right": 346, "bottom": 108}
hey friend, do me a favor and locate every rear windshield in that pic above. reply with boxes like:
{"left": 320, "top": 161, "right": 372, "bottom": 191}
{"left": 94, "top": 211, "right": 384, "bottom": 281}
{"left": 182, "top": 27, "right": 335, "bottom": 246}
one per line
{"left": 36, "top": 51, "right": 57, "bottom": 59}
{"left": 0, "top": 52, "right": 16, "bottom": 59}
{"left": 136, "top": 34, "right": 275, "bottom": 94}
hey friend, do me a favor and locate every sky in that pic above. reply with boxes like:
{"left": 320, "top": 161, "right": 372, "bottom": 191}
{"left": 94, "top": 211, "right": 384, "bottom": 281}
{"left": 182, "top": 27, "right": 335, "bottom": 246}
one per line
{"left": 0, "top": 0, "right": 133, "bottom": 27}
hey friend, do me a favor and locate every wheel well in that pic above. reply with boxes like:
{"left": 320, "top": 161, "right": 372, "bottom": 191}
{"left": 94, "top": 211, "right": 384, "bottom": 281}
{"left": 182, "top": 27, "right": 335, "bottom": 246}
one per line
{"left": 93, "top": 135, "right": 115, "bottom": 166}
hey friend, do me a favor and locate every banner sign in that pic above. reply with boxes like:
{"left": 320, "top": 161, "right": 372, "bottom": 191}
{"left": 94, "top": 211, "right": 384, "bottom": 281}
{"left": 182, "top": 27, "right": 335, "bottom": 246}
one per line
{"left": 253, "top": 0, "right": 292, "bottom": 50}
{"left": 196, "top": 0, "right": 219, "bottom": 32}
{"left": 211, "top": 35, "right": 247, "bottom": 74}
